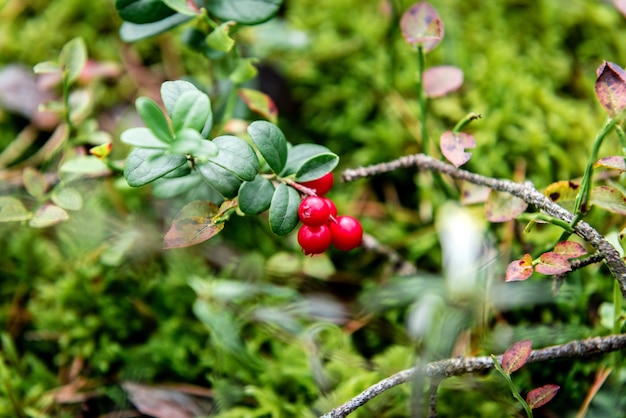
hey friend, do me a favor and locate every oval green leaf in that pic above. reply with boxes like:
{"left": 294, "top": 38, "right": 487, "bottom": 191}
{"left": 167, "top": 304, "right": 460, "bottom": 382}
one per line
{"left": 197, "top": 161, "right": 243, "bottom": 198}
{"left": 115, "top": 0, "right": 176, "bottom": 24}
{"left": 210, "top": 135, "right": 260, "bottom": 181}
{"left": 282, "top": 143, "right": 335, "bottom": 176}
{"left": 295, "top": 153, "right": 339, "bottom": 182}
{"left": 51, "top": 187, "right": 83, "bottom": 211}
{"left": 206, "top": 21, "right": 236, "bottom": 52}
{"left": 238, "top": 175, "right": 275, "bottom": 215}
{"left": 60, "top": 37, "right": 87, "bottom": 85}
{"left": 171, "top": 90, "right": 211, "bottom": 133}
{"left": 247, "top": 120, "right": 287, "bottom": 174}
{"left": 119, "top": 14, "right": 191, "bottom": 42}
{"left": 124, "top": 148, "right": 187, "bottom": 187}
{"left": 152, "top": 173, "right": 202, "bottom": 199}
{"left": 121, "top": 127, "right": 169, "bottom": 148}
{"left": 170, "top": 128, "right": 218, "bottom": 160}
{"left": 29, "top": 204, "right": 69, "bottom": 228}
{"left": 0, "top": 197, "right": 31, "bottom": 222}
{"left": 269, "top": 183, "right": 300, "bottom": 235}
{"left": 136, "top": 96, "right": 173, "bottom": 143}
{"left": 207, "top": 0, "right": 283, "bottom": 25}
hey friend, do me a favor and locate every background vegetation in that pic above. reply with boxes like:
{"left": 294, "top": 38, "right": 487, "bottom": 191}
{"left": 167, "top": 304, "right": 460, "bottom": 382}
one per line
{"left": 1, "top": 0, "right": 626, "bottom": 416}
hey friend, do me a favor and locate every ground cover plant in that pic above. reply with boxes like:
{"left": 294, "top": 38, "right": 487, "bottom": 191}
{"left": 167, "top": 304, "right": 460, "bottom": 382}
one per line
{"left": 3, "top": 0, "right": 626, "bottom": 417}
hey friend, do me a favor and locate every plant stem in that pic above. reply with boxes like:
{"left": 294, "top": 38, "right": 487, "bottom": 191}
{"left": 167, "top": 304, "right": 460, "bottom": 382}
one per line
{"left": 572, "top": 117, "right": 617, "bottom": 218}
{"left": 491, "top": 355, "right": 533, "bottom": 418}
{"left": 516, "top": 213, "right": 574, "bottom": 234}
{"left": 453, "top": 112, "right": 482, "bottom": 134}
{"left": 62, "top": 75, "right": 75, "bottom": 137}
{"left": 416, "top": 45, "right": 428, "bottom": 154}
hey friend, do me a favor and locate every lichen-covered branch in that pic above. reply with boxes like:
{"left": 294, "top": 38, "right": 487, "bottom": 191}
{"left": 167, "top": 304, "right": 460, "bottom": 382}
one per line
{"left": 320, "top": 334, "right": 626, "bottom": 418}
{"left": 342, "top": 153, "right": 626, "bottom": 298}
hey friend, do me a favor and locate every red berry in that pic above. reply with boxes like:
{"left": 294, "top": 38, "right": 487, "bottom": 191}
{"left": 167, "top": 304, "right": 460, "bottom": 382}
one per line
{"left": 322, "top": 197, "right": 337, "bottom": 217}
{"left": 297, "top": 224, "right": 331, "bottom": 255}
{"left": 300, "top": 172, "right": 334, "bottom": 196}
{"left": 329, "top": 216, "right": 363, "bottom": 251}
{"left": 298, "top": 196, "right": 331, "bottom": 227}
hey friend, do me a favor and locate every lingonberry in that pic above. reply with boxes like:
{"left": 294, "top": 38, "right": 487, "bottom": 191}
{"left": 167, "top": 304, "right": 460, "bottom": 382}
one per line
{"left": 329, "top": 216, "right": 363, "bottom": 251}
{"left": 322, "top": 197, "right": 337, "bottom": 218}
{"left": 298, "top": 224, "right": 332, "bottom": 255}
{"left": 300, "top": 172, "right": 334, "bottom": 196}
{"left": 298, "top": 196, "right": 331, "bottom": 227}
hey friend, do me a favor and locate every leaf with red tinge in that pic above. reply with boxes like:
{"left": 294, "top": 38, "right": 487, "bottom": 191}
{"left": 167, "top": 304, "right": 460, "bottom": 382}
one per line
{"left": 163, "top": 201, "right": 224, "bottom": 249}
{"left": 485, "top": 190, "right": 528, "bottom": 222}
{"left": 595, "top": 61, "right": 626, "bottom": 117}
{"left": 505, "top": 254, "right": 533, "bottom": 282}
{"left": 590, "top": 185, "right": 626, "bottom": 215}
{"left": 28, "top": 204, "right": 69, "bottom": 228}
{"left": 594, "top": 156, "right": 626, "bottom": 172}
{"left": 544, "top": 180, "right": 581, "bottom": 212}
{"left": 553, "top": 241, "right": 587, "bottom": 259}
{"left": 535, "top": 252, "right": 571, "bottom": 275}
{"left": 400, "top": 2, "right": 443, "bottom": 52}
{"left": 423, "top": 66, "right": 464, "bottom": 98}
{"left": 526, "top": 384, "right": 560, "bottom": 409}
{"left": 501, "top": 339, "right": 532, "bottom": 375}
{"left": 238, "top": 88, "right": 278, "bottom": 124}
{"left": 460, "top": 183, "right": 491, "bottom": 205}
{"left": 440, "top": 131, "right": 475, "bottom": 167}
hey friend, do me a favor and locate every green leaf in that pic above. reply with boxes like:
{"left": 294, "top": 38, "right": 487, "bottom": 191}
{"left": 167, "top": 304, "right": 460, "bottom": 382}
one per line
{"left": 119, "top": 14, "right": 191, "bottom": 42}
{"left": 206, "top": 21, "right": 236, "bottom": 52}
{"left": 229, "top": 57, "right": 258, "bottom": 84}
{"left": 124, "top": 148, "right": 187, "bottom": 187}
{"left": 282, "top": 143, "right": 334, "bottom": 176}
{"left": 60, "top": 156, "right": 110, "bottom": 174}
{"left": 29, "top": 204, "right": 69, "bottom": 228}
{"left": 152, "top": 173, "right": 203, "bottom": 199}
{"left": 211, "top": 135, "right": 260, "bottom": 181}
{"left": 163, "top": 201, "right": 223, "bottom": 249}
{"left": 59, "top": 37, "right": 87, "bottom": 84}
{"left": 171, "top": 129, "right": 218, "bottom": 160}
{"left": 115, "top": 0, "right": 176, "bottom": 24}
{"left": 162, "top": 0, "right": 199, "bottom": 15}
{"left": 51, "top": 187, "right": 83, "bottom": 211}
{"left": 238, "top": 175, "right": 275, "bottom": 215}
{"left": 161, "top": 80, "right": 198, "bottom": 115}
{"left": 171, "top": 90, "right": 211, "bottom": 133}
{"left": 0, "top": 197, "right": 31, "bottom": 222}
{"left": 268, "top": 183, "right": 299, "bottom": 235}
{"left": 238, "top": 88, "right": 278, "bottom": 123}
{"left": 121, "top": 127, "right": 169, "bottom": 148}
{"left": 247, "top": 120, "right": 287, "bottom": 174}
{"left": 207, "top": 0, "right": 283, "bottom": 25}
{"left": 33, "top": 61, "right": 61, "bottom": 74}
{"left": 136, "top": 96, "right": 173, "bottom": 143}
{"left": 590, "top": 185, "right": 626, "bottom": 215}
{"left": 197, "top": 161, "right": 243, "bottom": 198}
{"left": 23, "top": 167, "right": 48, "bottom": 200}
{"left": 295, "top": 153, "right": 339, "bottom": 182}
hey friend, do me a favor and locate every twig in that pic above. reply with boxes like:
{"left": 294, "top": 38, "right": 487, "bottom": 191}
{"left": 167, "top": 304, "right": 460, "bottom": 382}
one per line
{"left": 320, "top": 334, "right": 626, "bottom": 418}
{"left": 342, "top": 153, "right": 626, "bottom": 298}
{"left": 553, "top": 253, "right": 605, "bottom": 296}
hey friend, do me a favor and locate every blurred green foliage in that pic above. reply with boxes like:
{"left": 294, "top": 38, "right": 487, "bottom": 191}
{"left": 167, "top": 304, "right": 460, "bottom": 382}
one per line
{"left": 2, "top": 0, "right": 626, "bottom": 416}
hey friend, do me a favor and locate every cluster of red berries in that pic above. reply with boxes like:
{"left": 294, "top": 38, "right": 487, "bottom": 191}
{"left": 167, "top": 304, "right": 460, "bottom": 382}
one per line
{"left": 296, "top": 172, "right": 363, "bottom": 255}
